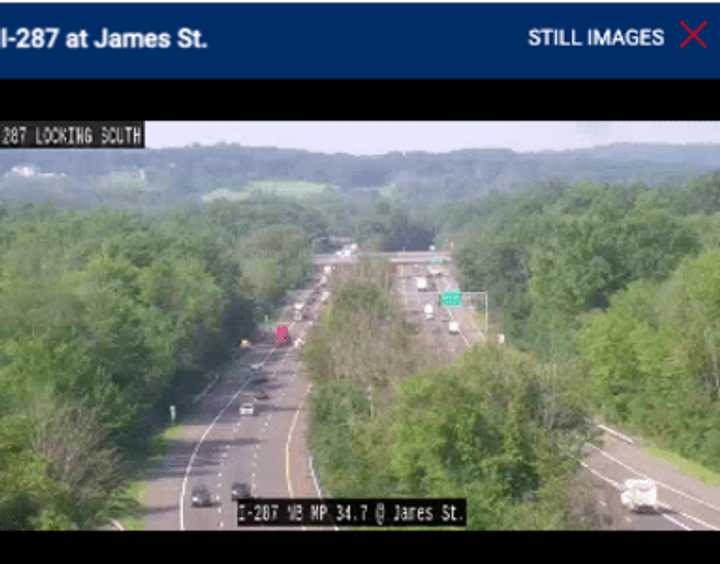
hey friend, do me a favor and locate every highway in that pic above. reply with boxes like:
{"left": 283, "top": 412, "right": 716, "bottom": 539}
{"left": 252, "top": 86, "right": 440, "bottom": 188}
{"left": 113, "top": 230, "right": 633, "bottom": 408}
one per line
{"left": 391, "top": 255, "right": 720, "bottom": 531}
{"left": 142, "top": 250, "right": 720, "bottom": 532}
{"left": 143, "top": 276, "right": 325, "bottom": 530}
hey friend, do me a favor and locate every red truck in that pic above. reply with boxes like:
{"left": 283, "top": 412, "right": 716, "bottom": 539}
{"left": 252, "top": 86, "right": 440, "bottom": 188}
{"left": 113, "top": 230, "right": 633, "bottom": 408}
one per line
{"left": 275, "top": 324, "right": 290, "bottom": 346}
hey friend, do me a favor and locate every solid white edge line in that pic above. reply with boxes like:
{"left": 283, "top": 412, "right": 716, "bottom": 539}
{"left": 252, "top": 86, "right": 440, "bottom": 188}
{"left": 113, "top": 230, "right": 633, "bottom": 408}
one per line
{"left": 579, "top": 459, "right": 693, "bottom": 531}
{"left": 597, "top": 424, "right": 635, "bottom": 445}
{"left": 178, "top": 315, "right": 300, "bottom": 531}
{"left": 587, "top": 443, "right": 720, "bottom": 516}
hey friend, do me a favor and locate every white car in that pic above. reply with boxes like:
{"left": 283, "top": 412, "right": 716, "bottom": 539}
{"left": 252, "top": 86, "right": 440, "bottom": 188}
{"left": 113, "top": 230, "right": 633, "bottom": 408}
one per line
{"left": 448, "top": 321, "right": 460, "bottom": 335}
{"left": 239, "top": 402, "right": 255, "bottom": 416}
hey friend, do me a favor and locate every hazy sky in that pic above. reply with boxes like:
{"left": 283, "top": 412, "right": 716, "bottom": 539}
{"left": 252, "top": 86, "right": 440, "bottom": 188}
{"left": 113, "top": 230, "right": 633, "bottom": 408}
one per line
{"left": 146, "top": 122, "right": 720, "bottom": 155}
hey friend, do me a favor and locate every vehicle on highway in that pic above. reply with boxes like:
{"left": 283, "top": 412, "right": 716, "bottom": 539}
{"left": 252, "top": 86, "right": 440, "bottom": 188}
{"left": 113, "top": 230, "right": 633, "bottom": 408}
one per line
{"left": 424, "top": 303, "right": 434, "bottom": 320}
{"left": 621, "top": 479, "right": 658, "bottom": 513}
{"left": 239, "top": 402, "right": 255, "bottom": 416}
{"left": 320, "top": 275, "right": 329, "bottom": 286}
{"left": 275, "top": 324, "right": 290, "bottom": 346}
{"left": 320, "top": 290, "right": 331, "bottom": 304}
{"left": 448, "top": 321, "right": 460, "bottom": 335}
{"left": 323, "top": 265, "right": 333, "bottom": 276}
{"left": 191, "top": 485, "right": 213, "bottom": 507}
{"left": 429, "top": 245, "right": 436, "bottom": 252}
{"left": 255, "top": 390, "right": 270, "bottom": 400}
{"left": 251, "top": 362, "right": 262, "bottom": 371}
{"left": 251, "top": 375, "right": 268, "bottom": 385}
{"left": 416, "top": 276, "right": 428, "bottom": 291}
{"left": 293, "top": 302, "right": 305, "bottom": 321}
{"left": 239, "top": 339, "right": 251, "bottom": 349}
{"left": 231, "top": 482, "right": 252, "bottom": 500}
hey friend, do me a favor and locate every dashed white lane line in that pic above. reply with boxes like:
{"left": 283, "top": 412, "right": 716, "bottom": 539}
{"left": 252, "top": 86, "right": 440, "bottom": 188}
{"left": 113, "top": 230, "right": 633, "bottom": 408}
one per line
{"left": 218, "top": 472, "right": 222, "bottom": 478}
{"left": 579, "top": 459, "right": 695, "bottom": 531}
{"left": 587, "top": 444, "right": 720, "bottom": 517}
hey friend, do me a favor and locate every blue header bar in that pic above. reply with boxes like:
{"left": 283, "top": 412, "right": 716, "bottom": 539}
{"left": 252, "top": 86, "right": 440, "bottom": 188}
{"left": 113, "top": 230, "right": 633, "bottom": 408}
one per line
{"left": 1, "top": 3, "right": 720, "bottom": 78}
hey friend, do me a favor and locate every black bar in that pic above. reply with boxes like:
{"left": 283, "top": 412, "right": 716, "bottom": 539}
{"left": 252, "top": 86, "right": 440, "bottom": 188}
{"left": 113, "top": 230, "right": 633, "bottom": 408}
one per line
{"left": 236, "top": 498, "right": 466, "bottom": 528}
{"left": 0, "top": 121, "right": 144, "bottom": 148}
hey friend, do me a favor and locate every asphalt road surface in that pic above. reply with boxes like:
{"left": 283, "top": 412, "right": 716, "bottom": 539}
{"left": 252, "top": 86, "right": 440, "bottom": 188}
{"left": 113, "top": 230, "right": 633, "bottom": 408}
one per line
{"left": 143, "top": 251, "right": 720, "bottom": 531}
{"left": 143, "top": 275, "right": 326, "bottom": 531}
{"left": 391, "top": 256, "right": 720, "bottom": 531}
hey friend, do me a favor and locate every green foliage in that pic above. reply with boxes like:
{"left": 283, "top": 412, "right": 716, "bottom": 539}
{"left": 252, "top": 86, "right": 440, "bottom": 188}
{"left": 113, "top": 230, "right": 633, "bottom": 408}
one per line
{"left": 306, "top": 269, "right": 592, "bottom": 529}
{"left": 579, "top": 251, "right": 720, "bottom": 470}
{"left": 0, "top": 200, "right": 314, "bottom": 528}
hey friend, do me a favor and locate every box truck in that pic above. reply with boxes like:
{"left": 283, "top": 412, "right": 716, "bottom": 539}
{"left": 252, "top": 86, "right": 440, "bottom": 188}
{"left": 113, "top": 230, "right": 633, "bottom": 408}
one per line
{"left": 275, "top": 325, "right": 290, "bottom": 346}
{"left": 293, "top": 302, "right": 305, "bottom": 321}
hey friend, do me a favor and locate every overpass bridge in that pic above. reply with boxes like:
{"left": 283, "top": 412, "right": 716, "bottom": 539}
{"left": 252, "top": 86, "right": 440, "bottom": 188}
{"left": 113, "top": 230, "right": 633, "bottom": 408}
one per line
{"left": 313, "top": 251, "right": 451, "bottom": 266}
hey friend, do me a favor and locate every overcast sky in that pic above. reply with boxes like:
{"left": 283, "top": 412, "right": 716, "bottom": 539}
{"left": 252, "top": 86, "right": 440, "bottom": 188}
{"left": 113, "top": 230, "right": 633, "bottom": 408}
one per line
{"left": 146, "top": 122, "right": 720, "bottom": 155}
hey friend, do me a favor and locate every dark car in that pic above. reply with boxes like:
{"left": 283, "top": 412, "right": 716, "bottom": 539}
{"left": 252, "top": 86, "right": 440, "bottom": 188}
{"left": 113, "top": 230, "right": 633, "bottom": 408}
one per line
{"left": 191, "top": 485, "right": 213, "bottom": 507}
{"left": 231, "top": 482, "right": 252, "bottom": 501}
{"left": 251, "top": 376, "right": 269, "bottom": 385}
{"left": 255, "top": 390, "right": 270, "bottom": 400}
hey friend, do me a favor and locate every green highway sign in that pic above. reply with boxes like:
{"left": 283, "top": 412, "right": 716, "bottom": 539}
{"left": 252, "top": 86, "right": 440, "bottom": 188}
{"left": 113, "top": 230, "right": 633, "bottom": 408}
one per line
{"left": 431, "top": 256, "right": 443, "bottom": 264}
{"left": 441, "top": 291, "right": 462, "bottom": 307}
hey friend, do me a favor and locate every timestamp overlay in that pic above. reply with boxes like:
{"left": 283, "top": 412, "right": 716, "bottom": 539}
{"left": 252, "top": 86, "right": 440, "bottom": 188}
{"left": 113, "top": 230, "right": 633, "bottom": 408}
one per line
{"left": 0, "top": 121, "right": 145, "bottom": 149}
{"left": 236, "top": 499, "right": 466, "bottom": 528}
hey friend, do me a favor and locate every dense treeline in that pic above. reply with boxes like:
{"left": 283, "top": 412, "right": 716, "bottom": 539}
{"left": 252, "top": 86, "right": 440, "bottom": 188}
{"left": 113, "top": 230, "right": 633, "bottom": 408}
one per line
{"left": 447, "top": 173, "right": 720, "bottom": 472}
{"left": 3, "top": 142, "right": 720, "bottom": 209}
{"left": 303, "top": 263, "right": 603, "bottom": 529}
{"left": 0, "top": 197, "right": 317, "bottom": 529}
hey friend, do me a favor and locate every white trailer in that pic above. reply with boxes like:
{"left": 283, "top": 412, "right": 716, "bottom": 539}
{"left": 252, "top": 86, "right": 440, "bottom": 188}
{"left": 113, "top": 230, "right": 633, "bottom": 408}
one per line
{"left": 416, "top": 276, "right": 428, "bottom": 291}
{"left": 620, "top": 479, "right": 658, "bottom": 513}
{"left": 424, "top": 304, "right": 434, "bottom": 320}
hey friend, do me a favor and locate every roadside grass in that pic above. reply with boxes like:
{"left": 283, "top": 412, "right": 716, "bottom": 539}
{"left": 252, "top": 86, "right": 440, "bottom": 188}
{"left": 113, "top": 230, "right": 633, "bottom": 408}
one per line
{"left": 645, "top": 445, "right": 720, "bottom": 486}
{"left": 115, "top": 423, "right": 184, "bottom": 530}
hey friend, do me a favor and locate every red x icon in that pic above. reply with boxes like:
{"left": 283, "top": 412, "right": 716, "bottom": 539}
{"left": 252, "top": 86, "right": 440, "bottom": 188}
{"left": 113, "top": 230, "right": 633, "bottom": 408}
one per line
{"left": 680, "top": 19, "right": 708, "bottom": 48}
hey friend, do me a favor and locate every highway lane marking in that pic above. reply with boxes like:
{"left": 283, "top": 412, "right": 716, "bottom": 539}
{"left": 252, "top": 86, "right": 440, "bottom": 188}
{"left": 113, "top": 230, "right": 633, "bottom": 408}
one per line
{"left": 286, "top": 382, "right": 313, "bottom": 532}
{"left": 657, "top": 501, "right": 719, "bottom": 531}
{"left": 308, "top": 455, "right": 340, "bottom": 532}
{"left": 178, "top": 306, "right": 303, "bottom": 531}
{"left": 587, "top": 443, "right": 720, "bottom": 518}
{"left": 579, "top": 460, "right": 691, "bottom": 531}
{"left": 598, "top": 424, "right": 635, "bottom": 445}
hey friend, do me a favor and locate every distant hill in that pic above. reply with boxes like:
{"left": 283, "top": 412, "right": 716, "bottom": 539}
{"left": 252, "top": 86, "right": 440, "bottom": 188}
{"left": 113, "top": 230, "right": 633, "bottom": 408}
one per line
{"left": 1, "top": 142, "right": 720, "bottom": 208}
